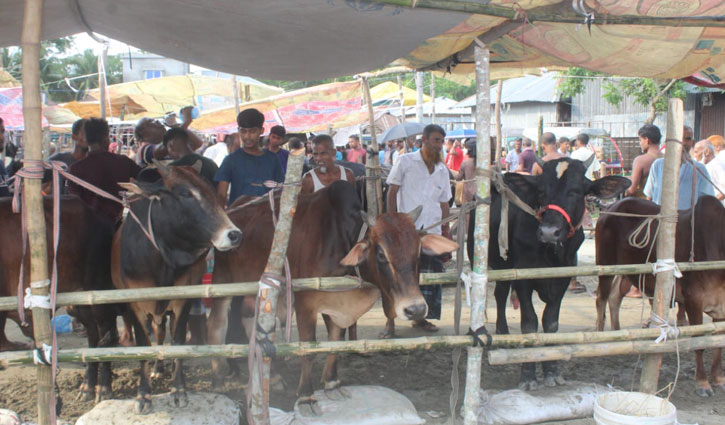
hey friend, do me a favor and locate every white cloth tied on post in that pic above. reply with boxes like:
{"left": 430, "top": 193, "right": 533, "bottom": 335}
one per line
{"left": 23, "top": 287, "right": 51, "bottom": 310}
{"left": 460, "top": 270, "right": 488, "bottom": 307}
{"left": 33, "top": 343, "right": 53, "bottom": 365}
{"left": 651, "top": 258, "right": 682, "bottom": 278}
{"left": 650, "top": 312, "right": 680, "bottom": 344}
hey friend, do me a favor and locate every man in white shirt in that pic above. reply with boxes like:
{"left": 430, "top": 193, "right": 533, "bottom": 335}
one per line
{"left": 706, "top": 135, "right": 725, "bottom": 204}
{"left": 387, "top": 124, "right": 452, "bottom": 333}
{"left": 570, "top": 133, "right": 601, "bottom": 179}
{"left": 505, "top": 137, "right": 522, "bottom": 171}
{"left": 204, "top": 134, "right": 239, "bottom": 167}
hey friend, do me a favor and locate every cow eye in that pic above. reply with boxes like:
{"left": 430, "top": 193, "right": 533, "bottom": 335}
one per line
{"left": 376, "top": 249, "right": 387, "bottom": 263}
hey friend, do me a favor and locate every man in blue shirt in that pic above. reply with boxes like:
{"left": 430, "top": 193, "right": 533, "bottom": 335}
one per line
{"left": 215, "top": 108, "right": 283, "bottom": 205}
{"left": 643, "top": 126, "right": 715, "bottom": 210}
{"left": 265, "top": 125, "right": 289, "bottom": 174}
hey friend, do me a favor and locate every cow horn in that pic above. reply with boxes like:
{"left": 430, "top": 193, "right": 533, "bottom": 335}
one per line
{"left": 360, "top": 211, "right": 376, "bottom": 228}
{"left": 583, "top": 153, "right": 595, "bottom": 170}
{"left": 407, "top": 205, "right": 423, "bottom": 223}
{"left": 534, "top": 155, "right": 545, "bottom": 169}
{"left": 190, "top": 159, "right": 203, "bottom": 175}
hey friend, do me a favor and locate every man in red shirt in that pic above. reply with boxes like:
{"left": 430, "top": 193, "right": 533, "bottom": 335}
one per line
{"left": 69, "top": 118, "right": 141, "bottom": 226}
{"left": 346, "top": 135, "right": 367, "bottom": 164}
{"left": 444, "top": 139, "right": 463, "bottom": 171}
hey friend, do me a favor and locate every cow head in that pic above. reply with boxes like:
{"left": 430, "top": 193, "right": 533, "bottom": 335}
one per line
{"left": 120, "top": 163, "right": 242, "bottom": 258}
{"left": 340, "top": 207, "right": 458, "bottom": 321}
{"left": 510, "top": 156, "right": 629, "bottom": 245}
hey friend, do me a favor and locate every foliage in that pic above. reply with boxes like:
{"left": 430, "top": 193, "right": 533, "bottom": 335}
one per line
{"left": 556, "top": 67, "right": 602, "bottom": 99}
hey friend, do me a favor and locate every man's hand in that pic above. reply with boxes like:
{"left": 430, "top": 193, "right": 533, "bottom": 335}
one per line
{"left": 442, "top": 222, "right": 451, "bottom": 239}
{"left": 180, "top": 106, "right": 194, "bottom": 129}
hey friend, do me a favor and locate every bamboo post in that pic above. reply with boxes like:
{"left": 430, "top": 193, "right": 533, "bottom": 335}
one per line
{"left": 233, "top": 76, "right": 240, "bottom": 116}
{"left": 430, "top": 73, "right": 436, "bottom": 124}
{"left": 397, "top": 74, "right": 406, "bottom": 123}
{"left": 361, "top": 76, "right": 383, "bottom": 216}
{"left": 98, "top": 42, "right": 108, "bottom": 119}
{"left": 21, "top": 0, "right": 53, "bottom": 423}
{"left": 494, "top": 79, "right": 503, "bottom": 171}
{"left": 537, "top": 115, "right": 544, "bottom": 156}
{"left": 463, "top": 42, "right": 491, "bottom": 425}
{"left": 415, "top": 71, "right": 424, "bottom": 123}
{"left": 248, "top": 148, "right": 305, "bottom": 424}
{"left": 640, "top": 99, "right": 684, "bottom": 394}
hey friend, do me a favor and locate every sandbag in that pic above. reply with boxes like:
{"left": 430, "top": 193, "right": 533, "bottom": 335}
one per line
{"left": 471, "top": 382, "right": 610, "bottom": 425}
{"left": 270, "top": 385, "right": 424, "bottom": 425}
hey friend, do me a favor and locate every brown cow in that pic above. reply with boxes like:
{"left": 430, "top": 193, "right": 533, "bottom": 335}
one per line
{"left": 112, "top": 164, "right": 241, "bottom": 414}
{"left": 0, "top": 195, "right": 121, "bottom": 402}
{"left": 207, "top": 180, "right": 457, "bottom": 415}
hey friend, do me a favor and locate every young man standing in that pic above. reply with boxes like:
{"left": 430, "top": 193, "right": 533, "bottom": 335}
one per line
{"left": 214, "top": 108, "right": 283, "bottom": 206}
{"left": 346, "top": 135, "right": 367, "bottom": 164}
{"left": 265, "top": 125, "right": 289, "bottom": 175}
{"left": 571, "top": 133, "right": 601, "bottom": 180}
{"left": 387, "top": 124, "right": 452, "bottom": 333}
{"left": 558, "top": 137, "right": 570, "bottom": 157}
{"left": 505, "top": 137, "right": 522, "bottom": 172}
{"left": 625, "top": 124, "right": 662, "bottom": 198}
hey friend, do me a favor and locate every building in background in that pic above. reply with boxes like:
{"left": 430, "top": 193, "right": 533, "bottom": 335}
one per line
{"left": 122, "top": 52, "right": 190, "bottom": 82}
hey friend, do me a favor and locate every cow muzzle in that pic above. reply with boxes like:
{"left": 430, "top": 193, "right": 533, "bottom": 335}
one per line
{"left": 396, "top": 298, "right": 428, "bottom": 321}
{"left": 537, "top": 224, "right": 564, "bottom": 244}
{"left": 212, "top": 227, "right": 243, "bottom": 251}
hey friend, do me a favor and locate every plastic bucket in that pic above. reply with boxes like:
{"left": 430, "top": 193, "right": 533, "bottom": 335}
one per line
{"left": 594, "top": 392, "right": 676, "bottom": 425}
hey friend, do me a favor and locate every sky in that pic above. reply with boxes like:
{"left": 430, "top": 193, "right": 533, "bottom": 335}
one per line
{"left": 70, "top": 32, "right": 137, "bottom": 56}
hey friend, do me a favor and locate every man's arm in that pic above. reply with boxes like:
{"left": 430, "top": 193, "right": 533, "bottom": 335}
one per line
{"left": 179, "top": 107, "right": 204, "bottom": 151}
{"left": 300, "top": 174, "right": 314, "bottom": 194}
{"left": 387, "top": 184, "right": 400, "bottom": 213}
{"left": 625, "top": 156, "right": 643, "bottom": 197}
{"left": 344, "top": 168, "right": 356, "bottom": 183}
{"left": 216, "top": 181, "right": 229, "bottom": 207}
{"left": 531, "top": 162, "right": 543, "bottom": 175}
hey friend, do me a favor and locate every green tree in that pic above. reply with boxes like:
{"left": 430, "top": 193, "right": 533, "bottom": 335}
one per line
{"left": 557, "top": 67, "right": 686, "bottom": 124}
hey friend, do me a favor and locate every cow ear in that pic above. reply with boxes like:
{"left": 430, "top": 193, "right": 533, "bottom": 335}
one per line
{"left": 340, "top": 241, "right": 369, "bottom": 266}
{"left": 421, "top": 234, "right": 458, "bottom": 256}
{"left": 588, "top": 175, "right": 631, "bottom": 200}
{"left": 503, "top": 172, "right": 539, "bottom": 194}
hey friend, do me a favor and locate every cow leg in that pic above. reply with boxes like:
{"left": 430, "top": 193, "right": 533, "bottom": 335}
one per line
{"left": 131, "top": 310, "right": 154, "bottom": 414}
{"left": 494, "top": 282, "right": 511, "bottom": 335}
{"left": 516, "top": 284, "right": 538, "bottom": 391}
{"left": 119, "top": 310, "right": 136, "bottom": 347}
{"left": 608, "top": 276, "right": 627, "bottom": 331}
{"left": 685, "top": 298, "right": 713, "bottom": 397}
{"left": 0, "top": 312, "right": 32, "bottom": 351}
{"left": 207, "top": 296, "right": 233, "bottom": 387}
{"left": 75, "top": 306, "right": 100, "bottom": 402}
{"left": 348, "top": 323, "right": 358, "bottom": 341}
{"left": 595, "top": 275, "right": 613, "bottom": 331}
{"left": 676, "top": 302, "right": 688, "bottom": 327}
{"left": 95, "top": 307, "right": 120, "bottom": 403}
{"left": 168, "top": 301, "right": 191, "bottom": 408}
{"left": 321, "top": 314, "right": 349, "bottom": 401}
{"left": 296, "top": 309, "right": 321, "bottom": 417}
{"left": 711, "top": 319, "right": 725, "bottom": 390}
{"left": 150, "top": 314, "right": 167, "bottom": 381}
{"left": 541, "top": 280, "right": 568, "bottom": 388}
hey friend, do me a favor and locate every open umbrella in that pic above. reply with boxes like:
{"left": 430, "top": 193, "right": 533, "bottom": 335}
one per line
{"left": 379, "top": 122, "right": 425, "bottom": 144}
{"left": 446, "top": 128, "right": 476, "bottom": 139}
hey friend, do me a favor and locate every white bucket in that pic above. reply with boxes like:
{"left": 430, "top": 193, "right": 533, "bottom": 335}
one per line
{"left": 593, "top": 392, "right": 677, "bottom": 425}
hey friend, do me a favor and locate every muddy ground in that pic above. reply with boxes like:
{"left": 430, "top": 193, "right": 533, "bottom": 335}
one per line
{"left": 1, "top": 239, "right": 724, "bottom": 424}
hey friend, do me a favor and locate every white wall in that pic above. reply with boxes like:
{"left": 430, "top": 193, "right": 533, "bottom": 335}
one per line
{"left": 122, "top": 54, "right": 190, "bottom": 82}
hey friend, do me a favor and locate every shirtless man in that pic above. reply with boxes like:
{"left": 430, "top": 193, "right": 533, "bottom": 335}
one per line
{"left": 625, "top": 124, "right": 662, "bottom": 198}
{"left": 301, "top": 134, "right": 355, "bottom": 194}
{"left": 531, "top": 132, "right": 562, "bottom": 175}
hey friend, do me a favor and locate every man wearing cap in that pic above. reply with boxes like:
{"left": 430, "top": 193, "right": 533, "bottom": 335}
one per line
{"left": 265, "top": 125, "right": 290, "bottom": 175}
{"left": 214, "top": 108, "right": 283, "bottom": 206}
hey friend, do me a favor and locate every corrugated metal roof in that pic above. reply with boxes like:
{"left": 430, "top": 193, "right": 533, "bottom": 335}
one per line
{"left": 455, "top": 73, "right": 561, "bottom": 108}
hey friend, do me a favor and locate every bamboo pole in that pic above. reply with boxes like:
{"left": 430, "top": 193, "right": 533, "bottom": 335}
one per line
{"left": 640, "top": 99, "right": 684, "bottom": 394}
{"left": 233, "top": 76, "right": 240, "bottom": 116}
{"left": 430, "top": 73, "right": 436, "bottom": 124}
{"left": 248, "top": 148, "right": 305, "bottom": 424}
{"left": 5, "top": 322, "right": 725, "bottom": 367}
{"left": 21, "top": 0, "right": 53, "bottom": 423}
{"left": 463, "top": 42, "right": 491, "bottom": 425}
{"left": 374, "top": 0, "right": 725, "bottom": 27}
{"left": 361, "top": 76, "right": 382, "bottom": 216}
{"left": 494, "top": 79, "right": 503, "bottom": 171}
{"left": 397, "top": 74, "right": 406, "bottom": 123}
{"left": 415, "top": 71, "right": 424, "bottom": 124}
{"left": 98, "top": 42, "right": 108, "bottom": 119}
{"left": 4, "top": 260, "right": 725, "bottom": 311}
{"left": 490, "top": 335, "right": 725, "bottom": 365}
{"left": 355, "top": 66, "right": 412, "bottom": 79}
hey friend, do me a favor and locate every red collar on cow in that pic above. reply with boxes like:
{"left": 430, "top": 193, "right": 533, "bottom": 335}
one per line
{"left": 537, "top": 204, "right": 583, "bottom": 239}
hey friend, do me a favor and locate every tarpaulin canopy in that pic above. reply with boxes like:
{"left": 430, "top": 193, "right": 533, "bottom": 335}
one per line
{"left": 0, "top": 88, "right": 48, "bottom": 130}
{"left": 370, "top": 81, "right": 431, "bottom": 107}
{"left": 191, "top": 81, "right": 366, "bottom": 134}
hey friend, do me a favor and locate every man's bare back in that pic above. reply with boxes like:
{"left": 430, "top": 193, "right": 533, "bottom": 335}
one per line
{"left": 627, "top": 151, "right": 661, "bottom": 198}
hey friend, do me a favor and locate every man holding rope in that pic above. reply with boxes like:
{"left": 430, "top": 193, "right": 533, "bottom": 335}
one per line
{"left": 387, "top": 124, "right": 452, "bottom": 333}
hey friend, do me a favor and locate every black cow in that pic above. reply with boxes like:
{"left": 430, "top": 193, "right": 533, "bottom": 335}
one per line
{"left": 111, "top": 164, "right": 242, "bottom": 414}
{"left": 469, "top": 157, "right": 629, "bottom": 389}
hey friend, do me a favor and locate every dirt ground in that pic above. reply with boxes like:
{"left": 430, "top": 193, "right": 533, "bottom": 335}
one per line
{"left": 1, "top": 239, "right": 724, "bottom": 424}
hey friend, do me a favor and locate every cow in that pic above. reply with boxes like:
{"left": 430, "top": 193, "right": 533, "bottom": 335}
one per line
{"left": 207, "top": 180, "right": 457, "bottom": 415}
{"left": 111, "top": 164, "right": 242, "bottom": 414}
{"left": 595, "top": 197, "right": 688, "bottom": 332}
{"left": 0, "top": 195, "right": 121, "bottom": 403}
{"left": 469, "top": 156, "right": 630, "bottom": 390}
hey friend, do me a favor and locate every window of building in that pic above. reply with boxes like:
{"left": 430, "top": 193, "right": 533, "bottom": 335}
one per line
{"left": 144, "top": 70, "right": 163, "bottom": 79}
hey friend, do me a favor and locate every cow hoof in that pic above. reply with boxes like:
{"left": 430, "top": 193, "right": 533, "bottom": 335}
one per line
{"left": 378, "top": 329, "right": 395, "bottom": 339}
{"left": 135, "top": 395, "right": 153, "bottom": 414}
{"left": 169, "top": 388, "right": 189, "bottom": 408}
{"left": 76, "top": 390, "right": 94, "bottom": 402}
{"left": 518, "top": 380, "right": 539, "bottom": 391}
{"left": 544, "top": 374, "right": 567, "bottom": 388}
{"left": 296, "top": 397, "right": 321, "bottom": 417}
{"left": 695, "top": 387, "right": 714, "bottom": 398}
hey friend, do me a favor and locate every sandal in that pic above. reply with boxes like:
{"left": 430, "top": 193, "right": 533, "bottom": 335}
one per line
{"left": 569, "top": 281, "right": 587, "bottom": 294}
{"left": 412, "top": 319, "right": 439, "bottom": 333}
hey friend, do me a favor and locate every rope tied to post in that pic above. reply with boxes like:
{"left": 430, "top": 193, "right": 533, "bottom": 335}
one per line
{"left": 467, "top": 326, "right": 493, "bottom": 348}
{"left": 650, "top": 312, "right": 680, "bottom": 344}
{"left": 652, "top": 258, "right": 683, "bottom": 278}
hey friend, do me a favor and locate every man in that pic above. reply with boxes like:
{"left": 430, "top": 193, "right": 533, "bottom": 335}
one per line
{"left": 707, "top": 135, "right": 725, "bottom": 204}
{"left": 643, "top": 126, "right": 714, "bottom": 210}
{"left": 392, "top": 139, "right": 405, "bottom": 165}
{"left": 444, "top": 138, "right": 464, "bottom": 172}
{"left": 625, "top": 124, "right": 662, "bottom": 198}
{"left": 346, "top": 135, "right": 367, "bottom": 164}
{"left": 380, "top": 140, "right": 394, "bottom": 166}
{"left": 516, "top": 138, "right": 536, "bottom": 174}
{"left": 505, "top": 137, "right": 522, "bottom": 172}
{"left": 214, "top": 108, "right": 283, "bottom": 206}
{"left": 165, "top": 128, "right": 219, "bottom": 185}
{"left": 42, "top": 119, "right": 88, "bottom": 195}
{"left": 301, "top": 134, "right": 355, "bottom": 194}
{"left": 387, "top": 124, "right": 452, "bottom": 332}
{"left": 135, "top": 107, "right": 203, "bottom": 167}
{"left": 571, "top": 133, "right": 601, "bottom": 180}
{"left": 0, "top": 117, "right": 9, "bottom": 197}
{"left": 558, "top": 137, "right": 571, "bottom": 157}
{"left": 693, "top": 140, "right": 715, "bottom": 165}
{"left": 204, "top": 133, "right": 239, "bottom": 167}
{"left": 265, "top": 125, "right": 289, "bottom": 175}
{"left": 531, "top": 132, "right": 562, "bottom": 175}
{"left": 68, "top": 118, "right": 141, "bottom": 225}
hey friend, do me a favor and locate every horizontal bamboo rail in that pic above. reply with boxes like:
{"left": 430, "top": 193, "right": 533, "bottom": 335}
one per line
{"left": 2, "top": 260, "right": 725, "bottom": 311}
{"left": 489, "top": 335, "right": 725, "bottom": 365}
{"left": 2, "top": 322, "right": 724, "bottom": 367}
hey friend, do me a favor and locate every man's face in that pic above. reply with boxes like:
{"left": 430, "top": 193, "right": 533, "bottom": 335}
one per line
{"left": 269, "top": 133, "right": 284, "bottom": 149}
{"left": 238, "top": 126, "right": 263, "bottom": 150}
{"left": 514, "top": 140, "right": 522, "bottom": 151}
{"left": 683, "top": 128, "right": 694, "bottom": 152}
{"left": 638, "top": 136, "right": 650, "bottom": 153}
{"left": 167, "top": 138, "right": 188, "bottom": 160}
{"left": 140, "top": 120, "right": 166, "bottom": 144}
{"left": 349, "top": 138, "right": 359, "bottom": 149}
{"left": 312, "top": 142, "right": 335, "bottom": 170}
{"left": 73, "top": 128, "right": 88, "bottom": 152}
{"left": 423, "top": 131, "right": 445, "bottom": 156}
{"left": 560, "top": 141, "right": 569, "bottom": 152}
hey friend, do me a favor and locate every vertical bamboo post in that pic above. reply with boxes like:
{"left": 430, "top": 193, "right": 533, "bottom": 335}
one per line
{"left": 537, "top": 115, "right": 544, "bottom": 156}
{"left": 248, "top": 148, "right": 305, "bottom": 424}
{"left": 361, "top": 76, "right": 382, "bottom": 216}
{"left": 22, "top": 1, "right": 52, "bottom": 424}
{"left": 397, "top": 74, "right": 406, "bottom": 123}
{"left": 463, "top": 42, "right": 491, "bottom": 425}
{"left": 233, "top": 76, "right": 241, "bottom": 116}
{"left": 98, "top": 43, "right": 108, "bottom": 119}
{"left": 415, "top": 71, "right": 424, "bottom": 123}
{"left": 430, "top": 73, "right": 436, "bottom": 124}
{"left": 640, "top": 99, "right": 683, "bottom": 393}
{"left": 494, "top": 80, "right": 503, "bottom": 171}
